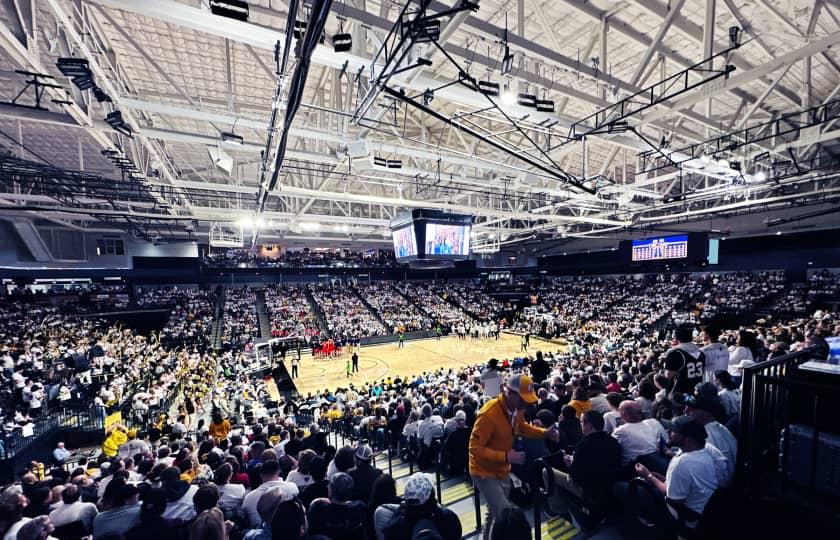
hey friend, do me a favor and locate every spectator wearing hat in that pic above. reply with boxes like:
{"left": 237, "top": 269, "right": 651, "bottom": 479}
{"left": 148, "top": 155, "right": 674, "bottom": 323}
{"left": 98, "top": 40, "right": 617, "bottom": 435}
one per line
{"left": 468, "top": 374, "right": 559, "bottom": 534}
{"left": 634, "top": 416, "right": 729, "bottom": 528}
{"left": 685, "top": 396, "right": 736, "bottom": 484}
{"left": 376, "top": 472, "right": 461, "bottom": 540}
{"left": 241, "top": 460, "right": 299, "bottom": 527}
{"left": 307, "top": 472, "right": 367, "bottom": 540}
{"left": 160, "top": 465, "right": 199, "bottom": 524}
{"left": 347, "top": 444, "right": 383, "bottom": 503}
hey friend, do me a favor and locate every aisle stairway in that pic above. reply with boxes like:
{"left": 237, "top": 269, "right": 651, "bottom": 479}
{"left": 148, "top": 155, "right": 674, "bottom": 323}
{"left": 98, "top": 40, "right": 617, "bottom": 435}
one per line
{"left": 210, "top": 287, "right": 226, "bottom": 351}
{"left": 255, "top": 289, "right": 272, "bottom": 339}
{"left": 324, "top": 428, "right": 581, "bottom": 540}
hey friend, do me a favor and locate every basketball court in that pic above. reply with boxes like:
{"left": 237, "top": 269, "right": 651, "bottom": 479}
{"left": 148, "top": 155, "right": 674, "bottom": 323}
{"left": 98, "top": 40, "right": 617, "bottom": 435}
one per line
{"left": 289, "top": 333, "right": 566, "bottom": 396}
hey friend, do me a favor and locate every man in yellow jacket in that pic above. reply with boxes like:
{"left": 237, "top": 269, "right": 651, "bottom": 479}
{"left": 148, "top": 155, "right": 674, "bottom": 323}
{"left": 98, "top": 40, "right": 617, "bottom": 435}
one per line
{"left": 102, "top": 424, "right": 128, "bottom": 458}
{"left": 469, "top": 373, "right": 559, "bottom": 535}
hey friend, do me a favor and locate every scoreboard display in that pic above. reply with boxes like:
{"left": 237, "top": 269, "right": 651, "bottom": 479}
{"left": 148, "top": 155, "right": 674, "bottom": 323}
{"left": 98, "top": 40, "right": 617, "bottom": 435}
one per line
{"left": 631, "top": 235, "right": 689, "bottom": 261}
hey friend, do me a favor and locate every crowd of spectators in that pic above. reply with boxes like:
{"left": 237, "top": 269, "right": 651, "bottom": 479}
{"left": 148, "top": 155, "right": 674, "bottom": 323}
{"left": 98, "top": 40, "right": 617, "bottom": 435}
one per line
{"left": 221, "top": 288, "right": 259, "bottom": 352}
{"left": 309, "top": 284, "right": 386, "bottom": 341}
{"left": 354, "top": 283, "right": 431, "bottom": 333}
{"left": 205, "top": 249, "right": 399, "bottom": 269}
{"left": 263, "top": 285, "right": 321, "bottom": 344}
{"left": 431, "top": 283, "right": 505, "bottom": 322}
{"left": 137, "top": 287, "right": 216, "bottom": 352}
{"left": 396, "top": 283, "right": 475, "bottom": 327}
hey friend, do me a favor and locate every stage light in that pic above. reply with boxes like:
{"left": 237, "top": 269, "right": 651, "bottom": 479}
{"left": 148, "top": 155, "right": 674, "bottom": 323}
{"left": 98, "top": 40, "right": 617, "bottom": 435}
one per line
{"left": 221, "top": 132, "right": 244, "bottom": 146}
{"left": 104, "top": 110, "right": 133, "bottom": 138}
{"left": 209, "top": 0, "right": 249, "bottom": 22}
{"left": 411, "top": 17, "right": 441, "bottom": 43}
{"left": 535, "top": 99, "right": 555, "bottom": 112}
{"left": 500, "top": 84, "right": 516, "bottom": 105}
{"left": 517, "top": 93, "right": 536, "bottom": 108}
{"left": 423, "top": 88, "right": 434, "bottom": 105}
{"left": 332, "top": 32, "right": 352, "bottom": 52}
{"left": 56, "top": 58, "right": 90, "bottom": 77}
{"left": 239, "top": 216, "right": 254, "bottom": 229}
{"left": 477, "top": 80, "right": 500, "bottom": 97}
{"left": 71, "top": 76, "right": 95, "bottom": 90}
{"left": 754, "top": 171, "right": 767, "bottom": 182}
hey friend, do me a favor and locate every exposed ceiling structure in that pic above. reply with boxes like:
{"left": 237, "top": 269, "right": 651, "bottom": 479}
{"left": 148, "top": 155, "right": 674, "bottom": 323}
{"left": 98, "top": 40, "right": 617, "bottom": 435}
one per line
{"left": 0, "top": 0, "right": 838, "bottom": 250}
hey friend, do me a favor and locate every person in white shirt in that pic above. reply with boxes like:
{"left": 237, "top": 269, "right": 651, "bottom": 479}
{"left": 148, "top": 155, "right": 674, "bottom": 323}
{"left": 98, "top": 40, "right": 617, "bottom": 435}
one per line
{"left": 634, "top": 416, "right": 728, "bottom": 526}
{"left": 685, "top": 396, "right": 736, "bottom": 484}
{"left": 417, "top": 404, "right": 444, "bottom": 448}
{"left": 241, "top": 459, "right": 298, "bottom": 527}
{"left": 701, "top": 326, "right": 730, "bottom": 382}
{"left": 49, "top": 484, "right": 98, "bottom": 532}
{"left": 479, "top": 359, "right": 501, "bottom": 398}
{"left": 612, "top": 401, "right": 665, "bottom": 466}
{"left": 213, "top": 463, "right": 247, "bottom": 515}
{"left": 728, "top": 330, "right": 756, "bottom": 376}
{"left": 713, "top": 371, "right": 741, "bottom": 418}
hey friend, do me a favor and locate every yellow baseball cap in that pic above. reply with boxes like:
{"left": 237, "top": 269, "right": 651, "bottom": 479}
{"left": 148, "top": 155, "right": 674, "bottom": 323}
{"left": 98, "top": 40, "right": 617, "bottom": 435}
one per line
{"left": 507, "top": 374, "right": 538, "bottom": 404}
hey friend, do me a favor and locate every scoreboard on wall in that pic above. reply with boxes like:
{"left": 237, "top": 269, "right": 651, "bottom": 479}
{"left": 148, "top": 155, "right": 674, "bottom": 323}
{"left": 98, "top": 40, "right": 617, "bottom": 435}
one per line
{"left": 631, "top": 235, "right": 689, "bottom": 261}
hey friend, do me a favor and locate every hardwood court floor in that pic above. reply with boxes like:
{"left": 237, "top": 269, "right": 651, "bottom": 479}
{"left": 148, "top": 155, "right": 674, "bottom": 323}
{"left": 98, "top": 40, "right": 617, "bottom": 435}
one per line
{"left": 291, "top": 333, "right": 565, "bottom": 396}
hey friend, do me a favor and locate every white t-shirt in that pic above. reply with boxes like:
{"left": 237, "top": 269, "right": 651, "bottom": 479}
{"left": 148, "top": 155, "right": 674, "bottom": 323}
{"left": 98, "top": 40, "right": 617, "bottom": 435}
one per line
{"left": 242, "top": 479, "right": 298, "bottom": 527}
{"left": 728, "top": 347, "right": 754, "bottom": 375}
{"left": 217, "top": 483, "right": 247, "bottom": 513}
{"left": 704, "top": 422, "right": 736, "bottom": 484}
{"left": 701, "top": 342, "right": 730, "bottom": 381}
{"left": 480, "top": 369, "right": 501, "bottom": 398}
{"left": 612, "top": 419, "right": 665, "bottom": 465}
{"left": 718, "top": 388, "right": 741, "bottom": 417}
{"left": 665, "top": 446, "right": 728, "bottom": 515}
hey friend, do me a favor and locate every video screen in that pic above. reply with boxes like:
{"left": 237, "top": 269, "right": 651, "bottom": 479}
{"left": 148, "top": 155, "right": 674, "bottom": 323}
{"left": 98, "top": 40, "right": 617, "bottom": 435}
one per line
{"left": 425, "top": 223, "right": 470, "bottom": 256}
{"left": 392, "top": 225, "right": 418, "bottom": 259}
{"left": 631, "top": 234, "right": 688, "bottom": 261}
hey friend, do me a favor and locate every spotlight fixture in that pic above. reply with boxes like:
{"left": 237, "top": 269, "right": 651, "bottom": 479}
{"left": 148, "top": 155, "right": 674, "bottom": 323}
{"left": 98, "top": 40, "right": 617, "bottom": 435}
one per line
{"left": 56, "top": 57, "right": 90, "bottom": 77}
{"left": 104, "top": 110, "right": 133, "bottom": 138}
{"left": 517, "top": 93, "right": 536, "bottom": 108}
{"left": 477, "top": 80, "right": 500, "bottom": 97}
{"left": 92, "top": 87, "right": 111, "bottom": 102}
{"left": 373, "top": 156, "right": 387, "bottom": 167}
{"left": 221, "top": 131, "right": 244, "bottom": 146}
{"left": 71, "top": 76, "right": 95, "bottom": 90}
{"left": 408, "top": 16, "right": 441, "bottom": 43}
{"left": 535, "top": 99, "right": 555, "bottom": 112}
{"left": 373, "top": 156, "right": 402, "bottom": 168}
{"left": 293, "top": 20, "right": 308, "bottom": 39}
{"left": 209, "top": 0, "right": 249, "bottom": 22}
{"left": 332, "top": 32, "right": 352, "bottom": 52}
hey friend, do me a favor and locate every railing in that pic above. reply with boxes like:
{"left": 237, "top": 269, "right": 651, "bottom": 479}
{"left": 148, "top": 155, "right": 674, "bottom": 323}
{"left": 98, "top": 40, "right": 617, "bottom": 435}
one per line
{"left": 0, "top": 406, "right": 102, "bottom": 459}
{"left": 737, "top": 345, "right": 836, "bottom": 499}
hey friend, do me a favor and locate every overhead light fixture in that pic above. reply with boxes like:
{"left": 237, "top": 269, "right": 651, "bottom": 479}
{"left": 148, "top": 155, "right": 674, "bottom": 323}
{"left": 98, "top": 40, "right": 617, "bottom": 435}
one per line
{"left": 477, "top": 80, "right": 500, "bottom": 96}
{"left": 333, "top": 32, "right": 352, "bottom": 52}
{"left": 300, "top": 221, "right": 320, "bottom": 231}
{"left": 208, "top": 146, "right": 234, "bottom": 175}
{"left": 333, "top": 19, "right": 352, "bottom": 52}
{"left": 221, "top": 131, "right": 244, "bottom": 146}
{"left": 373, "top": 156, "right": 387, "bottom": 167}
{"left": 92, "top": 87, "right": 111, "bottom": 102}
{"left": 535, "top": 99, "right": 555, "bottom": 112}
{"left": 71, "top": 76, "right": 95, "bottom": 90}
{"left": 56, "top": 57, "right": 90, "bottom": 78}
{"left": 500, "top": 83, "right": 516, "bottom": 106}
{"left": 754, "top": 171, "right": 767, "bottom": 182}
{"left": 387, "top": 160, "right": 402, "bottom": 169}
{"left": 293, "top": 20, "right": 308, "bottom": 40}
{"left": 104, "top": 110, "right": 133, "bottom": 138}
{"left": 423, "top": 88, "right": 434, "bottom": 105}
{"left": 409, "top": 17, "right": 441, "bottom": 43}
{"left": 517, "top": 93, "right": 536, "bottom": 108}
{"left": 209, "top": 0, "right": 249, "bottom": 22}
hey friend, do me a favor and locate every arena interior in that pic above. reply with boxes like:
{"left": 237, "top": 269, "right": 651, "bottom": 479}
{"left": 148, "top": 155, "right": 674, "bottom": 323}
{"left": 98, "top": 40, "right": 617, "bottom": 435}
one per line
{"left": 0, "top": 1, "right": 839, "bottom": 539}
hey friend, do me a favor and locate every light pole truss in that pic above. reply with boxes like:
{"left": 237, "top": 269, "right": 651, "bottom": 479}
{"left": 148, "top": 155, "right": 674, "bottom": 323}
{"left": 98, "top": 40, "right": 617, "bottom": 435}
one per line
{"left": 637, "top": 100, "right": 840, "bottom": 177}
